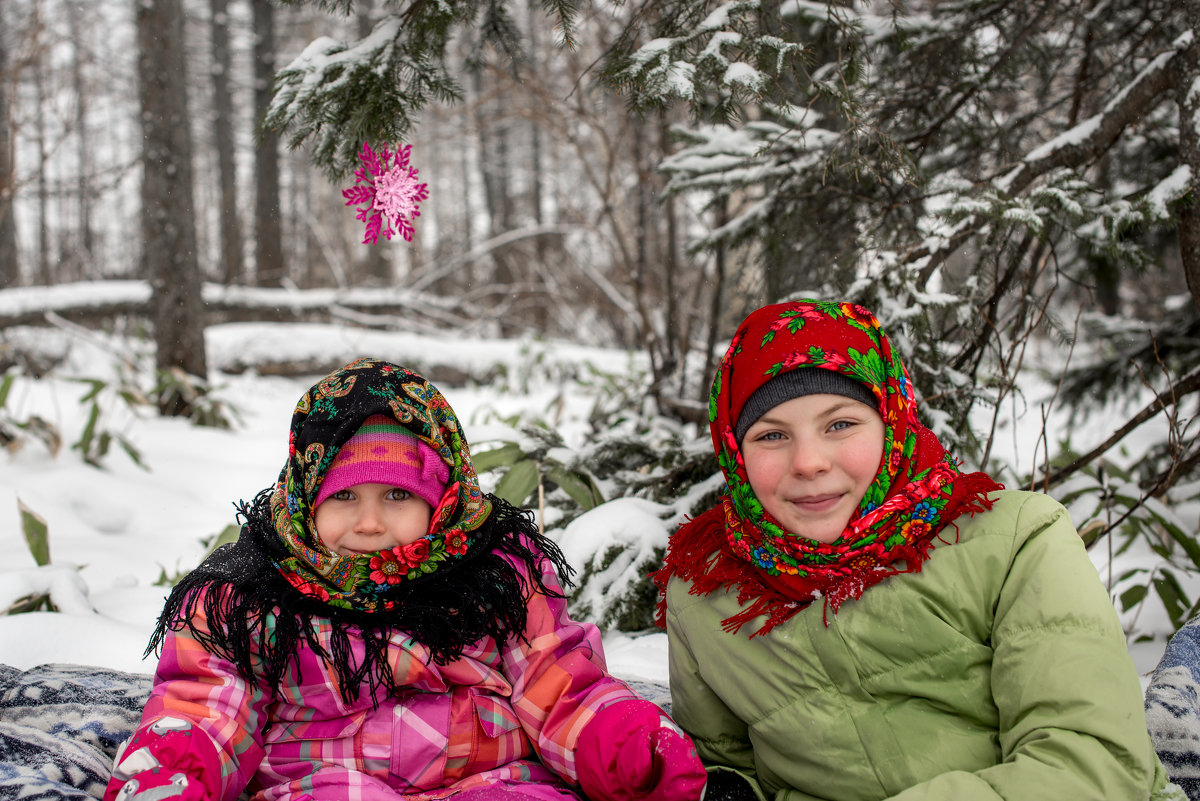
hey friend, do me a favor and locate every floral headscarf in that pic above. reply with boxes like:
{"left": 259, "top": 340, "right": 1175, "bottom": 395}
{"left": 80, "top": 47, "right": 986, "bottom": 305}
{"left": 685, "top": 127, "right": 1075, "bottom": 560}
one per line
{"left": 152, "top": 358, "right": 571, "bottom": 701}
{"left": 655, "top": 300, "right": 1003, "bottom": 635}
{"left": 271, "top": 357, "right": 491, "bottom": 611}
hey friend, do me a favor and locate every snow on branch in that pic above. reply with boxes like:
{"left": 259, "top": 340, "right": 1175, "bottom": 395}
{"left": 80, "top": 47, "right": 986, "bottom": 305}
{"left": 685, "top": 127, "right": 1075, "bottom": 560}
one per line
{"left": 265, "top": 14, "right": 461, "bottom": 177}
{"left": 611, "top": 0, "right": 805, "bottom": 111}
{"left": 901, "top": 31, "right": 1196, "bottom": 273}
{"left": 268, "top": 18, "right": 404, "bottom": 127}
{"left": 997, "top": 31, "right": 1194, "bottom": 197}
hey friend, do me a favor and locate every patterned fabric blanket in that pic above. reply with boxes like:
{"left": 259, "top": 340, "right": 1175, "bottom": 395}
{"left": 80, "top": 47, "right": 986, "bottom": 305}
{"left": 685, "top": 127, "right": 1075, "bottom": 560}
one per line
{"left": 0, "top": 663, "right": 150, "bottom": 800}
{"left": 1147, "top": 618, "right": 1200, "bottom": 801}
{"left": 2, "top": 652, "right": 1196, "bottom": 800}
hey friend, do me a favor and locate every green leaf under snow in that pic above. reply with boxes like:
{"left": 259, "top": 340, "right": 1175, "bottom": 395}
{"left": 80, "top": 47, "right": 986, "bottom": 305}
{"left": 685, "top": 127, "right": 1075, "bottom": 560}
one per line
{"left": 472, "top": 442, "right": 526, "bottom": 473}
{"left": 545, "top": 464, "right": 604, "bottom": 511}
{"left": 494, "top": 459, "right": 539, "bottom": 506}
{"left": 18, "top": 499, "right": 50, "bottom": 567}
{"left": 1118, "top": 583, "right": 1148, "bottom": 611}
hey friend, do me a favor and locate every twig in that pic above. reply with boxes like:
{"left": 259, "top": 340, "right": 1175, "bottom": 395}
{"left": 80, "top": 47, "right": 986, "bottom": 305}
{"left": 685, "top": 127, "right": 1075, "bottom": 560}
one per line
{"left": 1035, "top": 369, "right": 1200, "bottom": 490}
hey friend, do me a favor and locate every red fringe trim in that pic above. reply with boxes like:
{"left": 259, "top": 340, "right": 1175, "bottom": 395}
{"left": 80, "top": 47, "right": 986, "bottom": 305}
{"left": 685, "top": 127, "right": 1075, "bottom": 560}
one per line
{"left": 654, "top": 475, "right": 1003, "bottom": 637}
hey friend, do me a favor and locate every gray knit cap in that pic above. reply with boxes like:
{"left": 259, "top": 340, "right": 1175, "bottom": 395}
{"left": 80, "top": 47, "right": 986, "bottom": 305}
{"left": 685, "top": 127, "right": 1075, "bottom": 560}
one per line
{"left": 734, "top": 368, "right": 878, "bottom": 444}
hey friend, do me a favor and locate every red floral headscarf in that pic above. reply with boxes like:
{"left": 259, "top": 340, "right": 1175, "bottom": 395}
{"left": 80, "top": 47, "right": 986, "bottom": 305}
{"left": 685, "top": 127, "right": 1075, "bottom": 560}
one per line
{"left": 655, "top": 300, "right": 1003, "bottom": 635}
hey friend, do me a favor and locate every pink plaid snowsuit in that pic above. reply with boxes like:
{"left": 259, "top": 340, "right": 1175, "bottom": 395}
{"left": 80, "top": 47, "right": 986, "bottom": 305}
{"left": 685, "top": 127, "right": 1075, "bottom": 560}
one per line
{"left": 105, "top": 549, "right": 642, "bottom": 801}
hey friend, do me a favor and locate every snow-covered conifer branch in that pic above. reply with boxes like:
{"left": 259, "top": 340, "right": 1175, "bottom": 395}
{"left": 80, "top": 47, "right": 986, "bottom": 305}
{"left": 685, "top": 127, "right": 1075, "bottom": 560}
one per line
{"left": 898, "top": 32, "right": 1196, "bottom": 280}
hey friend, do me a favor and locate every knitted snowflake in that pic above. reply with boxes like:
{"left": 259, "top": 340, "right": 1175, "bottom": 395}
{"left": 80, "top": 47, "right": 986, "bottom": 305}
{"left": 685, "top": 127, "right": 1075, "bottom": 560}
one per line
{"left": 342, "top": 142, "right": 430, "bottom": 244}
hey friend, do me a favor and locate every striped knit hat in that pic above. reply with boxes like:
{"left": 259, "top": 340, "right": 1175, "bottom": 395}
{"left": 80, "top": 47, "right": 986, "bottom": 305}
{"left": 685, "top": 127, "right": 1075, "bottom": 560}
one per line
{"left": 313, "top": 414, "right": 450, "bottom": 510}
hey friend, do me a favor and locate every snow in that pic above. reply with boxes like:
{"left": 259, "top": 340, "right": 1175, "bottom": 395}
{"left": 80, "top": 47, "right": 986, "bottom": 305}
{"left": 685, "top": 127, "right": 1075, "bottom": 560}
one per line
{"left": 723, "top": 62, "right": 764, "bottom": 92}
{"left": 1145, "top": 164, "right": 1192, "bottom": 220}
{"left": 0, "top": 314, "right": 1183, "bottom": 689}
{"left": 290, "top": 20, "right": 401, "bottom": 95}
{"left": 558, "top": 497, "right": 677, "bottom": 623}
{"left": 0, "top": 280, "right": 151, "bottom": 316}
{"left": 998, "top": 35, "right": 1191, "bottom": 195}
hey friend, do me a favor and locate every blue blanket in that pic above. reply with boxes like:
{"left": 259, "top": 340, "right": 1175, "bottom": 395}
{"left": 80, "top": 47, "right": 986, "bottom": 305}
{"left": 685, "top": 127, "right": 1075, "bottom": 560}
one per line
{"left": 0, "top": 663, "right": 150, "bottom": 800}
{"left": 1146, "top": 619, "right": 1200, "bottom": 800}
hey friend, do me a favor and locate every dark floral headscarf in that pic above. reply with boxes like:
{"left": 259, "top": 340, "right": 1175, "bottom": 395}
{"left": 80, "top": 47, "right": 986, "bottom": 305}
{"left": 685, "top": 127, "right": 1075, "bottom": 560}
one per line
{"left": 271, "top": 357, "right": 490, "bottom": 610}
{"left": 150, "top": 358, "right": 572, "bottom": 703}
{"left": 655, "top": 300, "right": 1003, "bottom": 635}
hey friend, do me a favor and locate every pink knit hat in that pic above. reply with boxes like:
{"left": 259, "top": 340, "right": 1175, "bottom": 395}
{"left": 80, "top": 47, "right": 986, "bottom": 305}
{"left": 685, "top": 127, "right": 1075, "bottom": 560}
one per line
{"left": 313, "top": 415, "right": 450, "bottom": 510}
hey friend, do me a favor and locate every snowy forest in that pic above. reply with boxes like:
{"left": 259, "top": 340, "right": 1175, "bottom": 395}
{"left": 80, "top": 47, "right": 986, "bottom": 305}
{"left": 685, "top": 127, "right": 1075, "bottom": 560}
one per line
{"left": 1, "top": 0, "right": 1199, "bottom": 638}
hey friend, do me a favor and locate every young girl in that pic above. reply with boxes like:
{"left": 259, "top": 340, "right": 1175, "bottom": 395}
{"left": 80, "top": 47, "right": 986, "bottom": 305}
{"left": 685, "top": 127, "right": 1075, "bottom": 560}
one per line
{"left": 106, "top": 358, "right": 706, "bottom": 801}
{"left": 655, "top": 300, "right": 1180, "bottom": 801}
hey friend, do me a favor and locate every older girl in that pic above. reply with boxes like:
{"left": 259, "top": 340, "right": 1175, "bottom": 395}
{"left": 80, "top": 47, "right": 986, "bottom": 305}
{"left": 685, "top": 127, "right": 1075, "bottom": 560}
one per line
{"left": 656, "top": 300, "right": 1179, "bottom": 801}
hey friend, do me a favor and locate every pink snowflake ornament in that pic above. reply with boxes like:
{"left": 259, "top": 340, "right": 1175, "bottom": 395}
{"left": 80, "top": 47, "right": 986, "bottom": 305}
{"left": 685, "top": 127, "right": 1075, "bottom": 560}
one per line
{"left": 342, "top": 142, "right": 430, "bottom": 244}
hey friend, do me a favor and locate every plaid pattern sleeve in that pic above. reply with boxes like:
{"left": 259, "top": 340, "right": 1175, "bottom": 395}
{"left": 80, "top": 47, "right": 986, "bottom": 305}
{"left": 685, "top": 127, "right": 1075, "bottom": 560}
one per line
{"left": 499, "top": 541, "right": 638, "bottom": 782}
{"left": 104, "top": 591, "right": 271, "bottom": 801}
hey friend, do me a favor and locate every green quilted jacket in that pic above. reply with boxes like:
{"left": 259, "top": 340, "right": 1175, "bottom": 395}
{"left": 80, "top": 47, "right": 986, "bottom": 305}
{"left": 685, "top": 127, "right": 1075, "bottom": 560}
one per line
{"left": 664, "top": 490, "right": 1180, "bottom": 801}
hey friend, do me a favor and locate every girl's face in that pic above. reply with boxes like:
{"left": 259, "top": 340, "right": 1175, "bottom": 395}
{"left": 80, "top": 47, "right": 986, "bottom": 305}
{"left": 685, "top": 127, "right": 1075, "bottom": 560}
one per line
{"left": 741, "top": 393, "right": 885, "bottom": 544}
{"left": 314, "top": 482, "right": 433, "bottom": 556}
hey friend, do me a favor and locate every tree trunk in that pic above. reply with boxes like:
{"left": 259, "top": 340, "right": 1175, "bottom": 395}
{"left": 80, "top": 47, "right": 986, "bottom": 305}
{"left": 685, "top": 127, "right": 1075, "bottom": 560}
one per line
{"left": 630, "top": 113, "right": 661, "bottom": 381}
{"left": 65, "top": 0, "right": 94, "bottom": 278}
{"left": 210, "top": 0, "right": 244, "bottom": 285}
{"left": 458, "top": 107, "right": 474, "bottom": 288}
{"left": 659, "top": 111, "right": 680, "bottom": 379}
{"left": 526, "top": 1, "right": 549, "bottom": 329}
{"left": 253, "top": 0, "right": 283, "bottom": 287}
{"left": 33, "top": 30, "right": 51, "bottom": 285}
{"left": 0, "top": 1, "right": 17, "bottom": 289}
{"left": 703, "top": 198, "right": 730, "bottom": 403}
{"left": 473, "top": 63, "right": 519, "bottom": 329}
{"left": 135, "top": 0, "right": 209, "bottom": 413}
{"left": 1177, "top": 1, "right": 1200, "bottom": 313}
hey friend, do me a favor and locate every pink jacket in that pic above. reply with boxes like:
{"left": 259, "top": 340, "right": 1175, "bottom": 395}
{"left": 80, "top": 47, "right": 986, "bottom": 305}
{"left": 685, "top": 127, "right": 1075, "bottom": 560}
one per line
{"left": 105, "top": 550, "right": 643, "bottom": 801}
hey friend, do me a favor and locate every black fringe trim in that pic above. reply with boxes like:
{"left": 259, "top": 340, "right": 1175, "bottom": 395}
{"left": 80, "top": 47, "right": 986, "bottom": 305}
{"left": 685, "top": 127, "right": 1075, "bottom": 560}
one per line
{"left": 146, "top": 493, "right": 573, "bottom": 707}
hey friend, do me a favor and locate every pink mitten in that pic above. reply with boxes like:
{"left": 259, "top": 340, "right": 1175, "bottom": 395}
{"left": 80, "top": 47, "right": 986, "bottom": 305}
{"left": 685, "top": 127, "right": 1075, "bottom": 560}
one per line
{"left": 105, "top": 716, "right": 220, "bottom": 801}
{"left": 576, "top": 699, "right": 706, "bottom": 801}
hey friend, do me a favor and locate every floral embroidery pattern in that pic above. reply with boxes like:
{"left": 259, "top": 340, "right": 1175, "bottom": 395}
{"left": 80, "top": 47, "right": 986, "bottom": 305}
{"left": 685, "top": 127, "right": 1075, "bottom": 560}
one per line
{"left": 716, "top": 302, "right": 957, "bottom": 577}
{"left": 445, "top": 530, "right": 469, "bottom": 556}
{"left": 369, "top": 539, "right": 432, "bottom": 585}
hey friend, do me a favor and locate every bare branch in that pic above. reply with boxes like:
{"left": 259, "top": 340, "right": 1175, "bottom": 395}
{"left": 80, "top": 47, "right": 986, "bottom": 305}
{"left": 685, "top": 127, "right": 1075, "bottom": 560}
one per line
{"left": 1033, "top": 369, "right": 1200, "bottom": 491}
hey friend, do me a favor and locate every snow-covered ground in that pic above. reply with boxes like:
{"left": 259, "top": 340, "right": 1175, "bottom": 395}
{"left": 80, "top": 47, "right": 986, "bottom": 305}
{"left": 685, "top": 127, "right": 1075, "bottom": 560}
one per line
{"left": 0, "top": 319, "right": 1187, "bottom": 686}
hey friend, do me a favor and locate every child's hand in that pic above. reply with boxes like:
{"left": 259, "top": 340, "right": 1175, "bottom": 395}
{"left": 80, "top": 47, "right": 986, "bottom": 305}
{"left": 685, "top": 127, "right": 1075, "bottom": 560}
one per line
{"left": 576, "top": 699, "right": 707, "bottom": 801}
{"left": 106, "top": 716, "right": 218, "bottom": 801}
